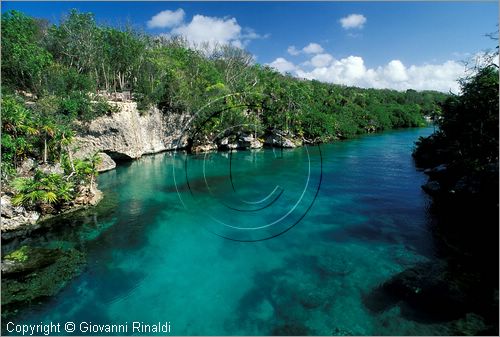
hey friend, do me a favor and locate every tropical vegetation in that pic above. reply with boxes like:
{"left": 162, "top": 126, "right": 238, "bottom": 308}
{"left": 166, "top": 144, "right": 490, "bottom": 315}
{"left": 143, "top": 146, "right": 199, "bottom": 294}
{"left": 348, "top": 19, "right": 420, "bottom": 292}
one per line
{"left": 413, "top": 53, "right": 498, "bottom": 205}
{"left": 413, "top": 45, "right": 498, "bottom": 300}
{"left": 2, "top": 9, "right": 450, "bottom": 210}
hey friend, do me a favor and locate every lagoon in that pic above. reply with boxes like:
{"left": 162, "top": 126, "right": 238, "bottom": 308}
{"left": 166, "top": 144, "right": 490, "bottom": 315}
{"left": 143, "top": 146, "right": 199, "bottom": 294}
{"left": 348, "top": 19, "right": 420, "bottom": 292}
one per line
{"left": 7, "top": 127, "right": 451, "bottom": 335}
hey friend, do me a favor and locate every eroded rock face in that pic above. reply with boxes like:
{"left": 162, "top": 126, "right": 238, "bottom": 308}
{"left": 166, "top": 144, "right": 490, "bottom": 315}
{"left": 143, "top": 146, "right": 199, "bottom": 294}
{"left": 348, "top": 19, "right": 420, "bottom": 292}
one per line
{"left": 38, "top": 162, "right": 64, "bottom": 175}
{"left": 250, "top": 139, "right": 264, "bottom": 149}
{"left": 15, "top": 159, "right": 64, "bottom": 177}
{"left": 264, "top": 131, "right": 301, "bottom": 148}
{"left": 72, "top": 102, "right": 190, "bottom": 162}
{"left": 217, "top": 134, "right": 263, "bottom": 151}
{"left": 1, "top": 195, "right": 40, "bottom": 234}
{"left": 192, "top": 142, "right": 218, "bottom": 153}
{"left": 218, "top": 136, "right": 238, "bottom": 151}
{"left": 1, "top": 185, "right": 102, "bottom": 241}
{"left": 96, "top": 152, "right": 116, "bottom": 172}
{"left": 16, "top": 158, "right": 35, "bottom": 177}
{"left": 238, "top": 134, "right": 263, "bottom": 149}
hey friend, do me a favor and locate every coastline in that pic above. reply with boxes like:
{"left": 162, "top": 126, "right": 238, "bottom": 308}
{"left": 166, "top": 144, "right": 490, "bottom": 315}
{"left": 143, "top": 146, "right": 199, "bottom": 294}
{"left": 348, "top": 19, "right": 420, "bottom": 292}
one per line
{"left": 1, "top": 123, "right": 432, "bottom": 244}
{"left": 1, "top": 187, "right": 102, "bottom": 242}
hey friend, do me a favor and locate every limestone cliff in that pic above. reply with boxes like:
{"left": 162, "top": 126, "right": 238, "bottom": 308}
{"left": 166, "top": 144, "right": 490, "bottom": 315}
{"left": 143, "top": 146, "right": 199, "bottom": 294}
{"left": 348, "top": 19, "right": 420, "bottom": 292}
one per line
{"left": 72, "top": 102, "right": 190, "bottom": 171}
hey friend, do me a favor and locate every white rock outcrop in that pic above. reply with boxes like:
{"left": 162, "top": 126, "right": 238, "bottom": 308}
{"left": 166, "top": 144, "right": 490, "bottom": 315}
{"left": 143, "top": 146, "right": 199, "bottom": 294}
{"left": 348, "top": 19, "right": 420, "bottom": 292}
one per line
{"left": 1, "top": 194, "right": 40, "bottom": 234}
{"left": 72, "top": 102, "right": 190, "bottom": 168}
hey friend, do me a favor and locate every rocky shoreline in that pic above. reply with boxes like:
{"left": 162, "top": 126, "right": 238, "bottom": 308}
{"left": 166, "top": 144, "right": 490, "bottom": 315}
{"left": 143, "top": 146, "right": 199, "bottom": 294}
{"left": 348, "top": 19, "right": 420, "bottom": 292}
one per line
{"left": 71, "top": 101, "right": 312, "bottom": 172}
{"left": 1, "top": 173, "right": 101, "bottom": 319}
{"left": 1, "top": 102, "right": 310, "bottom": 243}
{"left": 1, "top": 158, "right": 103, "bottom": 243}
{"left": 403, "top": 138, "right": 500, "bottom": 335}
{"left": 0, "top": 100, "right": 320, "bottom": 320}
{"left": 1, "top": 188, "right": 102, "bottom": 242}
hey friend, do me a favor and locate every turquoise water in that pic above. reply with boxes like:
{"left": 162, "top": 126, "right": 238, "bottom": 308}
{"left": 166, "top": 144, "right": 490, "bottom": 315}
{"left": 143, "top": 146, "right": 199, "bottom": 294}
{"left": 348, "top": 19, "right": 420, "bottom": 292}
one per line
{"left": 8, "top": 127, "right": 451, "bottom": 335}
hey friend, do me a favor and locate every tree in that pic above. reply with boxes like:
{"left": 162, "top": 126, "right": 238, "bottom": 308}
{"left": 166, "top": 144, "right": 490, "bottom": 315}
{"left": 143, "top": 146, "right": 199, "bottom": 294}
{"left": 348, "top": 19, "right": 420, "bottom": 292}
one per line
{"left": 100, "top": 27, "right": 146, "bottom": 91}
{"left": 414, "top": 48, "right": 499, "bottom": 178}
{"left": 1, "top": 8, "right": 451, "bottom": 156}
{"left": 46, "top": 9, "right": 100, "bottom": 75}
{"left": 74, "top": 153, "right": 101, "bottom": 190}
{"left": 210, "top": 44, "right": 255, "bottom": 91}
{"left": 1, "top": 10, "right": 53, "bottom": 93}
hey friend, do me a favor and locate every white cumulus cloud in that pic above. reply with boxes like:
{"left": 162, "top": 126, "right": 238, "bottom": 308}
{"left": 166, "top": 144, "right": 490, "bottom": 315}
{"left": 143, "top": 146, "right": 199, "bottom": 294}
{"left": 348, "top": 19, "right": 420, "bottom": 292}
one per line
{"left": 340, "top": 14, "right": 367, "bottom": 30}
{"left": 302, "top": 43, "right": 324, "bottom": 54}
{"left": 383, "top": 60, "right": 409, "bottom": 82}
{"left": 151, "top": 11, "right": 265, "bottom": 49}
{"left": 286, "top": 43, "right": 325, "bottom": 56}
{"left": 269, "top": 53, "right": 465, "bottom": 93}
{"left": 147, "top": 9, "right": 185, "bottom": 29}
{"left": 171, "top": 15, "right": 242, "bottom": 46}
{"left": 268, "top": 57, "right": 296, "bottom": 73}
{"left": 287, "top": 46, "right": 300, "bottom": 56}
{"left": 310, "top": 53, "right": 334, "bottom": 68}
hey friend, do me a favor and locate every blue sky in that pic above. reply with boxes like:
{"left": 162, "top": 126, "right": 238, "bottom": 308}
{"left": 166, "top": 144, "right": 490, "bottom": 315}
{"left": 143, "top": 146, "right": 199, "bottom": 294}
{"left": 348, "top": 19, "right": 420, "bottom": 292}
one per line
{"left": 3, "top": 1, "right": 498, "bottom": 92}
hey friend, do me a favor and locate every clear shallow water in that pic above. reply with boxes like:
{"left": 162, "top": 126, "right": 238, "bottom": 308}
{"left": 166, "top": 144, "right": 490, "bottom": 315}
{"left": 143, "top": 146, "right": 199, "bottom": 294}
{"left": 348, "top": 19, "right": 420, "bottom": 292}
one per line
{"left": 8, "top": 127, "right": 450, "bottom": 335}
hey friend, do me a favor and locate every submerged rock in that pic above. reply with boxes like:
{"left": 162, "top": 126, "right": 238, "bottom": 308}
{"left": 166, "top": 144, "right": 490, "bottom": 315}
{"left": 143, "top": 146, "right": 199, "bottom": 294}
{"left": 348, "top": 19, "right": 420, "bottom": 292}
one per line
{"left": 2, "top": 246, "right": 60, "bottom": 276}
{"left": 332, "top": 327, "right": 355, "bottom": 336}
{"left": 316, "top": 254, "right": 353, "bottom": 277}
{"left": 364, "top": 261, "right": 472, "bottom": 322}
{"left": 252, "top": 299, "right": 275, "bottom": 321}
{"left": 449, "top": 312, "right": 492, "bottom": 335}
{"left": 1, "top": 246, "right": 85, "bottom": 317}
{"left": 271, "top": 323, "right": 310, "bottom": 336}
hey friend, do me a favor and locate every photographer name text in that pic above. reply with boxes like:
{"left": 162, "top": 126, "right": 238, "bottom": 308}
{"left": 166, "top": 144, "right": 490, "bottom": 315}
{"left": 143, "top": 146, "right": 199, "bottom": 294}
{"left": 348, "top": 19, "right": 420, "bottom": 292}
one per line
{"left": 6, "top": 321, "right": 172, "bottom": 335}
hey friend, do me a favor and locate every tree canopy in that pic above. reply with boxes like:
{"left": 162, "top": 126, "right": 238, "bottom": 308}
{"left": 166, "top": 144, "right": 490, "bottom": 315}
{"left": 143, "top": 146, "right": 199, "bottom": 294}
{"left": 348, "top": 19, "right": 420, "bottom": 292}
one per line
{"left": 1, "top": 9, "right": 450, "bottom": 174}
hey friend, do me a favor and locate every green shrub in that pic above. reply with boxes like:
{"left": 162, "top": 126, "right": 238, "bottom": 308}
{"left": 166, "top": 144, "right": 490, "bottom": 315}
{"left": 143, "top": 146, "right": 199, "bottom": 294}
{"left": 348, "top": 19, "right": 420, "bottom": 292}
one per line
{"left": 11, "top": 170, "right": 74, "bottom": 209}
